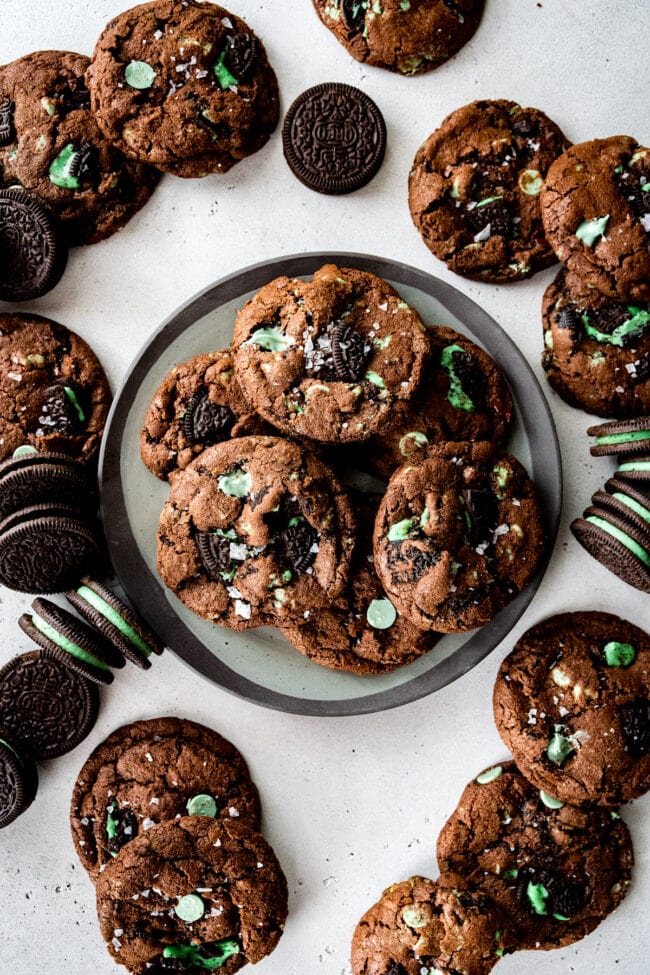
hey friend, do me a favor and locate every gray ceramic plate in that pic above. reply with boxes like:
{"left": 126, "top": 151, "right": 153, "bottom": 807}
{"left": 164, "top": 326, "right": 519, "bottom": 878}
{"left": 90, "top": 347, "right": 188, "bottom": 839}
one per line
{"left": 99, "top": 252, "right": 561, "bottom": 716}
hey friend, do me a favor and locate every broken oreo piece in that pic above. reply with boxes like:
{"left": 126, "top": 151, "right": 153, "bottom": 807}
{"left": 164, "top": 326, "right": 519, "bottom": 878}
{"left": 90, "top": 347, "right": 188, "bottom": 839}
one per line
{"left": 224, "top": 33, "right": 258, "bottom": 81}
{"left": 331, "top": 320, "right": 369, "bottom": 381}
{"left": 183, "top": 389, "right": 235, "bottom": 445}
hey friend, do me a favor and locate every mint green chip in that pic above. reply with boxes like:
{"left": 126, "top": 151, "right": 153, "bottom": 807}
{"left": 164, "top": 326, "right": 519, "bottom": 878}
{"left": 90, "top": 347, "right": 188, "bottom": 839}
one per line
{"left": 125, "top": 61, "right": 156, "bottom": 89}
{"left": 175, "top": 893, "right": 205, "bottom": 923}
{"left": 387, "top": 517, "right": 417, "bottom": 541}
{"left": 49, "top": 144, "right": 81, "bottom": 190}
{"left": 539, "top": 790, "right": 564, "bottom": 809}
{"left": 476, "top": 765, "right": 503, "bottom": 785}
{"left": 12, "top": 445, "right": 38, "bottom": 458}
{"left": 218, "top": 468, "right": 252, "bottom": 497}
{"left": 603, "top": 641, "right": 636, "bottom": 667}
{"left": 575, "top": 215, "right": 609, "bottom": 247}
{"left": 366, "top": 598, "right": 397, "bottom": 630}
{"left": 213, "top": 48, "right": 238, "bottom": 89}
{"left": 186, "top": 794, "right": 218, "bottom": 817}
{"left": 527, "top": 882, "right": 550, "bottom": 915}
{"left": 546, "top": 727, "right": 575, "bottom": 766}
{"left": 243, "top": 326, "right": 292, "bottom": 352}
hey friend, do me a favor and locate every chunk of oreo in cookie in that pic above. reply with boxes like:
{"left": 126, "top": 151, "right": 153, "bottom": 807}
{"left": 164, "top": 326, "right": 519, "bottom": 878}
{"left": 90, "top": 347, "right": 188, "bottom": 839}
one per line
{"left": 183, "top": 389, "right": 235, "bottom": 445}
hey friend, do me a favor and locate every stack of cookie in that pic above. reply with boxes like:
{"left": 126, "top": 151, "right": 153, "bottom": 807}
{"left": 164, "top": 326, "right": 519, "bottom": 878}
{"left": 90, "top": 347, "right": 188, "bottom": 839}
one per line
{"left": 144, "top": 263, "right": 545, "bottom": 673}
{"left": 350, "top": 609, "right": 648, "bottom": 974}
{"left": 70, "top": 717, "right": 288, "bottom": 973}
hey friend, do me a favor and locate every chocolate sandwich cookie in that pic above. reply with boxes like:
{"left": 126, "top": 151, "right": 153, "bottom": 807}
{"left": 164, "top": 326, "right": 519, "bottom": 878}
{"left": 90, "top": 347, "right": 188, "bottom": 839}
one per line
{"left": 409, "top": 99, "right": 570, "bottom": 282}
{"left": 589, "top": 417, "right": 650, "bottom": 457}
{"left": 280, "top": 495, "right": 440, "bottom": 673}
{"left": 233, "top": 264, "right": 430, "bottom": 443}
{"left": 351, "top": 873, "right": 515, "bottom": 975}
{"left": 437, "top": 761, "right": 634, "bottom": 950}
{"left": 493, "top": 612, "right": 650, "bottom": 807}
{"left": 70, "top": 716, "right": 261, "bottom": 878}
{"left": 0, "top": 731, "right": 38, "bottom": 828}
{"left": 373, "top": 441, "right": 544, "bottom": 632}
{"left": 95, "top": 817, "right": 287, "bottom": 974}
{"left": 541, "top": 267, "right": 650, "bottom": 417}
{"left": 541, "top": 137, "right": 650, "bottom": 302}
{"left": 0, "top": 449, "right": 93, "bottom": 521}
{"left": 0, "top": 50, "right": 159, "bottom": 246}
{"left": 590, "top": 490, "right": 650, "bottom": 541}
{"left": 571, "top": 505, "right": 650, "bottom": 594}
{"left": 616, "top": 455, "right": 650, "bottom": 486}
{"left": 0, "top": 312, "right": 111, "bottom": 463}
{"left": 369, "top": 325, "right": 513, "bottom": 480}
{"left": 141, "top": 349, "right": 265, "bottom": 480}
{"left": 157, "top": 435, "right": 356, "bottom": 629}
{"left": 604, "top": 478, "right": 650, "bottom": 528}
{"left": 66, "top": 578, "right": 164, "bottom": 669}
{"left": 0, "top": 651, "right": 98, "bottom": 759}
{"left": 20, "top": 597, "right": 125, "bottom": 684}
{"left": 282, "top": 83, "right": 386, "bottom": 194}
{"left": 0, "top": 188, "right": 67, "bottom": 301}
{"left": 87, "top": 0, "right": 279, "bottom": 178}
{"left": 312, "top": 0, "right": 485, "bottom": 76}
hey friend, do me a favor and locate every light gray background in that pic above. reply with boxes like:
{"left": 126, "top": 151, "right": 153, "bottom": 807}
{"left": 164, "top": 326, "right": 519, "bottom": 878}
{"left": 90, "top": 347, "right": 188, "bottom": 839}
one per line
{"left": 0, "top": 1, "right": 648, "bottom": 972}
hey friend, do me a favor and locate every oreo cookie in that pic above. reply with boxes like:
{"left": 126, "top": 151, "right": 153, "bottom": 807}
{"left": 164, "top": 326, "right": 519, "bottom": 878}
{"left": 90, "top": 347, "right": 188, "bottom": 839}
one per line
{"left": 571, "top": 504, "right": 650, "bottom": 594}
{"left": 605, "top": 477, "right": 650, "bottom": 525}
{"left": 616, "top": 456, "right": 650, "bottom": 486}
{"left": 0, "top": 731, "right": 38, "bottom": 828}
{"left": 19, "top": 597, "right": 125, "bottom": 685}
{"left": 282, "top": 83, "right": 386, "bottom": 195}
{"left": 0, "top": 449, "right": 93, "bottom": 521}
{"left": 0, "top": 188, "right": 67, "bottom": 302}
{"left": 592, "top": 489, "right": 650, "bottom": 538}
{"left": 0, "top": 651, "right": 98, "bottom": 759}
{"left": 589, "top": 417, "right": 650, "bottom": 458}
{"left": 66, "top": 577, "right": 164, "bottom": 669}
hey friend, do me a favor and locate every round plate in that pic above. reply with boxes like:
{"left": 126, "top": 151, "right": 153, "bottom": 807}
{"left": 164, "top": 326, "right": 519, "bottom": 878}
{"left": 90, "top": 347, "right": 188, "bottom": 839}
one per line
{"left": 99, "top": 252, "right": 562, "bottom": 716}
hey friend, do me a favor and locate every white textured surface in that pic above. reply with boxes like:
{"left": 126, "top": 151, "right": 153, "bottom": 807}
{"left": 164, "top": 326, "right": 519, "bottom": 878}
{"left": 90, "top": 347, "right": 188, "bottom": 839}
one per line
{"left": 0, "top": 1, "right": 649, "bottom": 973}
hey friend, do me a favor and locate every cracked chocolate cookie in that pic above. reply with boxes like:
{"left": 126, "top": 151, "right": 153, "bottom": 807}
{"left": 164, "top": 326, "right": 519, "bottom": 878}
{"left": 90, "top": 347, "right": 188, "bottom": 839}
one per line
{"left": 280, "top": 495, "right": 440, "bottom": 673}
{"left": 541, "top": 137, "right": 650, "bottom": 302}
{"left": 437, "top": 761, "right": 634, "bottom": 951}
{"left": 70, "top": 716, "right": 261, "bottom": 879}
{"left": 0, "top": 312, "right": 111, "bottom": 463}
{"left": 493, "top": 612, "right": 650, "bottom": 807}
{"left": 0, "top": 50, "right": 159, "bottom": 245}
{"left": 311, "top": 0, "right": 485, "bottom": 76}
{"left": 369, "top": 325, "right": 513, "bottom": 480}
{"left": 95, "top": 816, "right": 287, "bottom": 974}
{"left": 141, "top": 349, "right": 267, "bottom": 480}
{"left": 87, "top": 0, "right": 279, "bottom": 178}
{"left": 232, "top": 264, "right": 430, "bottom": 443}
{"left": 409, "top": 99, "right": 570, "bottom": 282}
{"left": 541, "top": 267, "right": 650, "bottom": 417}
{"left": 373, "top": 441, "right": 544, "bottom": 632}
{"left": 157, "top": 435, "right": 356, "bottom": 628}
{"left": 351, "top": 873, "right": 516, "bottom": 975}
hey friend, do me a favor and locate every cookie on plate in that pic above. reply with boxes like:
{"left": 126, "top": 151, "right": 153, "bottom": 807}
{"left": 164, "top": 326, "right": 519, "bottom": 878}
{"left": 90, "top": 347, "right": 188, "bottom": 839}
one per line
{"left": 373, "top": 441, "right": 544, "bottom": 632}
{"left": 541, "top": 267, "right": 650, "bottom": 417}
{"left": 0, "top": 730, "right": 38, "bottom": 828}
{"left": 0, "top": 312, "right": 111, "bottom": 463}
{"left": 311, "top": 0, "right": 485, "bottom": 76}
{"left": 541, "top": 137, "right": 650, "bottom": 302}
{"left": 157, "top": 435, "right": 356, "bottom": 629}
{"left": 70, "top": 716, "right": 261, "bottom": 878}
{"left": 0, "top": 50, "right": 159, "bottom": 245}
{"left": 493, "top": 612, "right": 650, "bottom": 807}
{"left": 87, "top": 0, "right": 279, "bottom": 178}
{"left": 351, "top": 873, "right": 516, "bottom": 975}
{"left": 0, "top": 188, "right": 67, "bottom": 301}
{"left": 232, "top": 264, "right": 430, "bottom": 443}
{"left": 409, "top": 99, "right": 570, "bottom": 282}
{"left": 437, "top": 761, "right": 634, "bottom": 950}
{"left": 369, "top": 325, "right": 513, "bottom": 480}
{"left": 280, "top": 495, "right": 440, "bottom": 673}
{"left": 95, "top": 817, "right": 287, "bottom": 974}
{"left": 141, "top": 349, "right": 265, "bottom": 480}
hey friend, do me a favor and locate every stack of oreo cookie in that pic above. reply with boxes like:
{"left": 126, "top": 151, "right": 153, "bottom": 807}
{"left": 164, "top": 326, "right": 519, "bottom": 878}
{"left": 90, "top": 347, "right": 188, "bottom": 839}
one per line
{"left": 143, "top": 263, "right": 546, "bottom": 673}
{"left": 70, "top": 717, "right": 288, "bottom": 973}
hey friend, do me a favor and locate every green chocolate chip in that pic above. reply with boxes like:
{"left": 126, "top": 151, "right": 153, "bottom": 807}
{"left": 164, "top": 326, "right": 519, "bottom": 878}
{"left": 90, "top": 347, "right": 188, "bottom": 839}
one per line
{"left": 575, "top": 215, "right": 609, "bottom": 247}
{"left": 76, "top": 586, "right": 152, "bottom": 660}
{"left": 603, "top": 641, "right": 636, "bottom": 667}
{"left": 366, "top": 598, "right": 397, "bottom": 630}
{"left": 504, "top": 868, "right": 519, "bottom": 879}
{"left": 539, "top": 790, "right": 564, "bottom": 809}
{"left": 518, "top": 169, "right": 544, "bottom": 195}
{"left": 613, "top": 492, "right": 650, "bottom": 524}
{"left": 64, "top": 386, "right": 86, "bottom": 423}
{"left": 106, "top": 799, "right": 119, "bottom": 840}
{"left": 186, "top": 794, "right": 218, "bottom": 817}
{"left": 12, "top": 445, "right": 38, "bottom": 458}
{"left": 402, "top": 905, "right": 427, "bottom": 928}
{"left": 586, "top": 515, "right": 650, "bottom": 566}
{"left": 49, "top": 144, "right": 81, "bottom": 190}
{"left": 31, "top": 612, "right": 111, "bottom": 673}
{"left": 476, "top": 765, "right": 503, "bottom": 785}
{"left": 493, "top": 465, "right": 509, "bottom": 490}
{"left": 175, "top": 893, "right": 205, "bottom": 923}
{"left": 583, "top": 306, "right": 650, "bottom": 346}
{"left": 546, "top": 726, "right": 575, "bottom": 766}
{"left": 218, "top": 468, "right": 252, "bottom": 498}
{"left": 213, "top": 48, "right": 238, "bottom": 89}
{"left": 398, "top": 431, "right": 428, "bottom": 456}
{"left": 387, "top": 517, "right": 417, "bottom": 541}
{"left": 365, "top": 370, "right": 385, "bottom": 388}
{"left": 527, "top": 882, "right": 550, "bottom": 915}
{"left": 243, "top": 326, "right": 293, "bottom": 352}
{"left": 162, "top": 940, "right": 240, "bottom": 970}
{"left": 440, "top": 345, "right": 475, "bottom": 412}
{"left": 125, "top": 61, "right": 157, "bottom": 90}
{"left": 477, "top": 195, "right": 502, "bottom": 207}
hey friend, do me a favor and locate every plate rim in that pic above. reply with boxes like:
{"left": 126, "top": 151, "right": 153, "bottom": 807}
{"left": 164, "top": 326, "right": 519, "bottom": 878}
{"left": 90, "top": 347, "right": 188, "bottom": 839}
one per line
{"left": 99, "top": 251, "right": 562, "bottom": 717}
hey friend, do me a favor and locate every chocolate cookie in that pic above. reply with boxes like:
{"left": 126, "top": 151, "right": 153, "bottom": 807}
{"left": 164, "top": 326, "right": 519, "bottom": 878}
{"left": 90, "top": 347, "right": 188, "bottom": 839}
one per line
{"left": 232, "top": 264, "right": 430, "bottom": 443}
{"left": 0, "top": 731, "right": 38, "bottom": 828}
{"left": 280, "top": 495, "right": 440, "bottom": 673}
{"left": 589, "top": 416, "right": 650, "bottom": 457}
{"left": 571, "top": 505, "right": 650, "bottom": 594}
{"left": 311, "top": 0, "right": 485, "bottom": 75}
{"left": 70, "top": 716, "right": 261, "bottom": 879}
{"left": 493, "top": 612, "right": 650, "bottom": 807}
{"left": 351, "top": 873, "right": 515, "bottom": 975}
{"left": 88, "top": 0, "right": 279, "bottom": 178}
{"left": 0, "top": 449, "right": 93, "bottom": 521}
{"left": 0, "top": 50, "right": 159, "bottom": 245}
{"left": 95, "top": 817, "right": 287, "bottom": 974}
{"left": 0, "top": 312, "right": 111, "bottom": 463}
{"left": 0, "top": 188, "right": 67, "bottom": 300}
{"left": 541, "top": 137, "right": 650, "bottom": 302}
{"left": 0, "top": 651, "right": 98, "bottom": 760}
{"left": 369, "top": 325, "right": 513, "bottom": 480}
{"left": 157, "top": 435, "right": 356, "bottom": 628}
{"left": 373, "top": 441, "right": 544, "bottom": 632}
{"left": 409, "top": 99, "right": 570, "bottom": 282}
{"left": 437, "top": 761, "right": 634, "bottom": 950}
{"left": 282, "top": 83, "right": 386, "bottom": 194}
{"left": 541, "top": 267, "right": 650, "bottom": 417}
{"left": 141, "top": 349, "right": 265, "bottom": 480}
